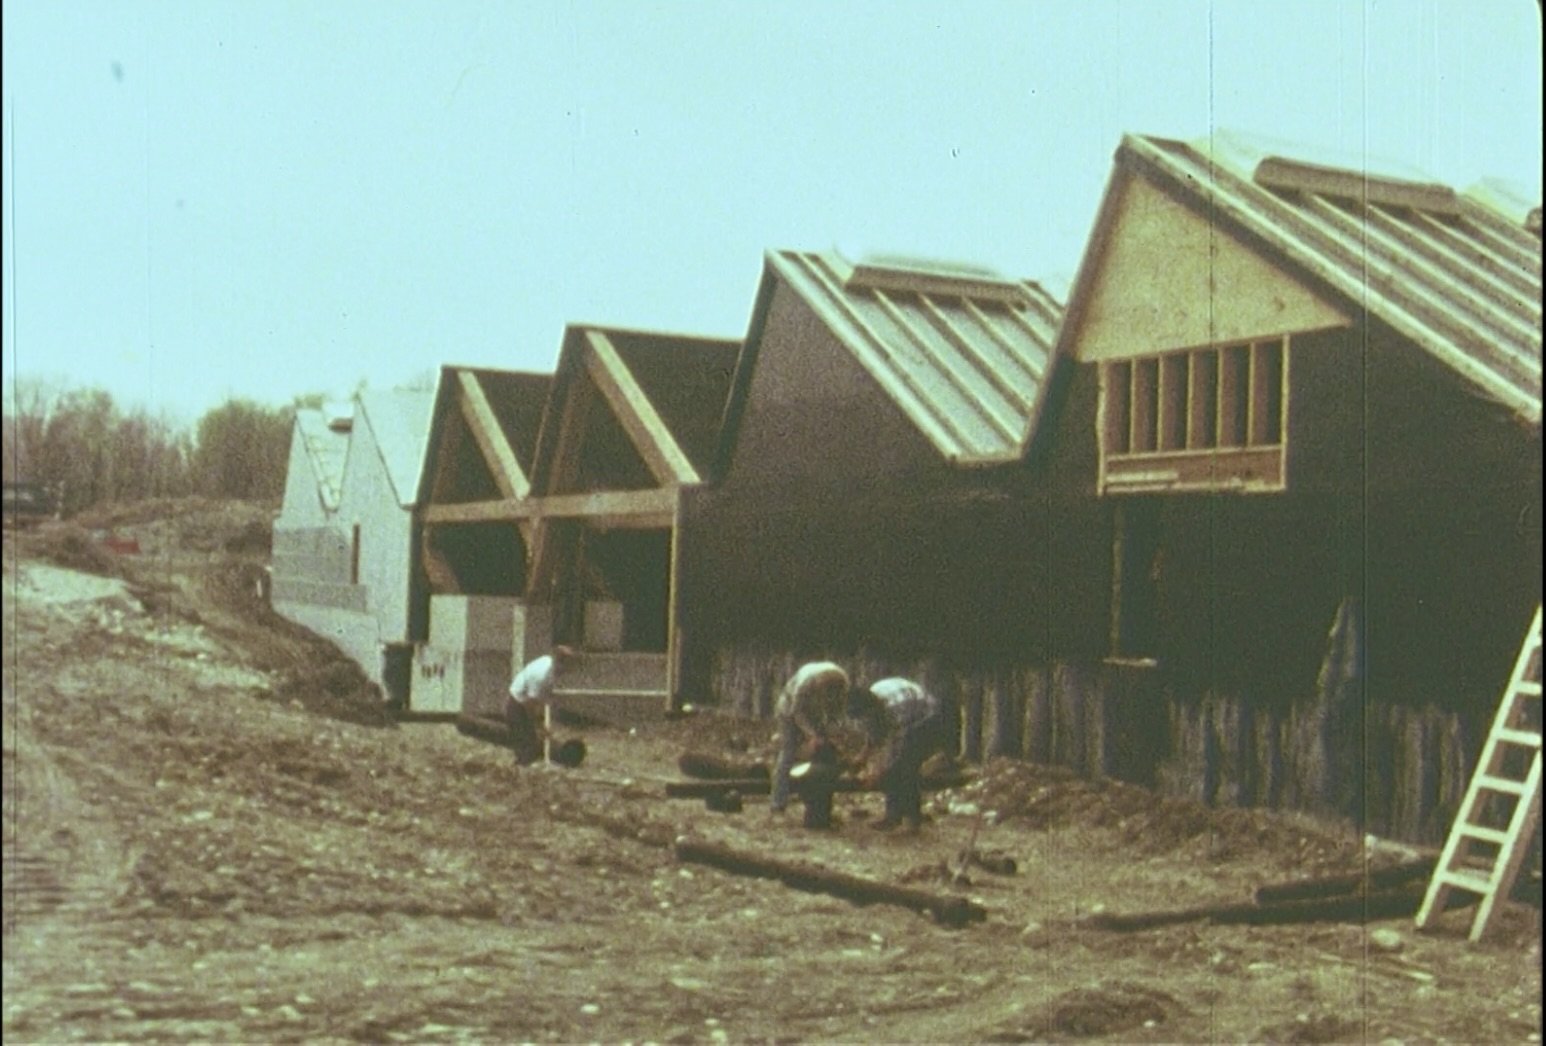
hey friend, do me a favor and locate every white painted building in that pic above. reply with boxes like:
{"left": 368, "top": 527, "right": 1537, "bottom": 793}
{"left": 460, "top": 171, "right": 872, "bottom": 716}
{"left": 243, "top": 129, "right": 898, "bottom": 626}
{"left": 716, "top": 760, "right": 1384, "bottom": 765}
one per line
{"left": 271, "top": 388, "right": 436, "bottom": 700}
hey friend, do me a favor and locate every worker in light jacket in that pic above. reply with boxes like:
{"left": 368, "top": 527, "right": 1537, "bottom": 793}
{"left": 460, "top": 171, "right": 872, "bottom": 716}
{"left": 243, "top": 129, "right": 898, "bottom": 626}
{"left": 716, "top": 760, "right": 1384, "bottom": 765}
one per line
{"left": 770, "top": 661, "right": 850, "bottom": 814}
{"left": 846, "top": 677, "right": 945, "bottom": 831}
{"left": 504, "top": 645, "right": 575, "bottom": 765}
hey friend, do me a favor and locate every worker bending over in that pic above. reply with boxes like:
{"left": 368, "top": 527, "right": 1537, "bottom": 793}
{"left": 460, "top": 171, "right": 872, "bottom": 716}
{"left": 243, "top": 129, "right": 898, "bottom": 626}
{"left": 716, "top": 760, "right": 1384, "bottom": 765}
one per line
{"left": 847, "top": 677, "right": 945, "bottom": 831}
{"left": 505, "top": 645, "right": 575, "bottom": 765}
{"left": 770, "top": 661, "right": 850, "bottom": 814}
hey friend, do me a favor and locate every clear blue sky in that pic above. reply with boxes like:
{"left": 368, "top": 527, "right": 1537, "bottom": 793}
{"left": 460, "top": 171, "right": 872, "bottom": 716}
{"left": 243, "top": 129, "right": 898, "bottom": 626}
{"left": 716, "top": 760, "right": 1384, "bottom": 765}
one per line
{"left": 3, "top": 0, "right": 1541, "bottom": 424}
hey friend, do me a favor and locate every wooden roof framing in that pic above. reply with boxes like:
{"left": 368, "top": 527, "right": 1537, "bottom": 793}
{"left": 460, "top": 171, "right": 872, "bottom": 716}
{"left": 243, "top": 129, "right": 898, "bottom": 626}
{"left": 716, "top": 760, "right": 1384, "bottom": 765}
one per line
{"left": 457, "top": 370, "right": 530, "bottom": 500}
{"left": 1056, "top": 132, "right": 1542, "bottom": 426}
{"left": 420, "top": 326, "right": 732, "bottom": 599}
{"left": 583, "top": 330, "right": 702, "bottom": 487}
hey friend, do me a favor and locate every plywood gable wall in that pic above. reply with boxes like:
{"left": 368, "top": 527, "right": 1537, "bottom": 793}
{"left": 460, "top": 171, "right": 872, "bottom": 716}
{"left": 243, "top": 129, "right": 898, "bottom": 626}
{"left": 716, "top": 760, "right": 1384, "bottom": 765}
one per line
{"left": 1072, "top": 176, "right": 1350, "bottom": 362}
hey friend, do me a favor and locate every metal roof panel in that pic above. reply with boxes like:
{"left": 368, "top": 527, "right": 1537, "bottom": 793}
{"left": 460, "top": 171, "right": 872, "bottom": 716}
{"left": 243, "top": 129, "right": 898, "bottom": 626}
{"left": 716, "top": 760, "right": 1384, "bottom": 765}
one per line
{"left": 770, "top": 249, "right": 1064, "bottom": 465}
{"left": 293, "top": 408, "right": 350, "bottom": 512}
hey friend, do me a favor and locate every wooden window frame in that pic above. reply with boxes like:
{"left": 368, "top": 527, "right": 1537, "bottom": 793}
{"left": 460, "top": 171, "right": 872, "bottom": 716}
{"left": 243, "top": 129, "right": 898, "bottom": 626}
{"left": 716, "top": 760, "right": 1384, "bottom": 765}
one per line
{"left": 1099, "top": 337, "right": 1290, "bottom": 495}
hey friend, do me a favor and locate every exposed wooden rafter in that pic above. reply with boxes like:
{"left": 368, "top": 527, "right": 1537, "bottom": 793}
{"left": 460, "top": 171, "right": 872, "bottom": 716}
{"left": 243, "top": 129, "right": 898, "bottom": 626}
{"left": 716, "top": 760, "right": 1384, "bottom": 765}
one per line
{"left": 527, "top": 376, "right": 595, "bottom": 599}
{"left": 583, "top": 330, "right": 701, "bottom": 486}
{"left": 457, "top": 371, "right": 530, "bottom": 499}
{"left": 428, "top": 393, "right": 465, "bottom": 505}
{"left": 419, "top": 527, "right": 461, "bottom": 593}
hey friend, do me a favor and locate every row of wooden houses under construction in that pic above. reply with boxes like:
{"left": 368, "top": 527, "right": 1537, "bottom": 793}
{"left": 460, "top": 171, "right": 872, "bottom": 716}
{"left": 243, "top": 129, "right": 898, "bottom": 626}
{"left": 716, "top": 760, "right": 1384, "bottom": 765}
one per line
{"left": 269, "top": 130, "right": 1543, "bottom": 845}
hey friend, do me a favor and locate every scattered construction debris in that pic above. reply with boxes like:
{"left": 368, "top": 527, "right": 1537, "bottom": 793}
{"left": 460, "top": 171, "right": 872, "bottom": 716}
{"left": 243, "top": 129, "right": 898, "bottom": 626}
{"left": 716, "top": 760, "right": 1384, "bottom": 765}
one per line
{"left": 664, "top": 764, "right": 974, "bottom": 800}
{"left": 455, "top": 713, "right": 586, "bottom": 766}
{"left": 951, "top": 806, "right": 988, "bottom": 885}
{"left": 1091, "top": 864, "right": 1479, "bottom": 933}
{"left": 966, "top": 850, "right": 1018, "bottom": 876}
{"left": 665, "top": 778, "right": 772, "bottom": 799}
{"left": 677, "top": 750, "right": 771, "bottom": 782}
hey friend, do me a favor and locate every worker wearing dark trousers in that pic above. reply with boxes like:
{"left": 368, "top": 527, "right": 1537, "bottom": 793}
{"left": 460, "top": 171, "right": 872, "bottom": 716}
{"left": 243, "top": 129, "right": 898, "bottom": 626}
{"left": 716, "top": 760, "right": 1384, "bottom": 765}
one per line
{"left": 770, "top": 661, "right": 850, "bottom": 814}
{"left": 504, "top": 646, "right": 574, "bottom": 765}
{"left": 847, "top": 678, "right": 944, "bottom": 831}
{"left": 790, "top": 740, "right": 841, "bottom": 829}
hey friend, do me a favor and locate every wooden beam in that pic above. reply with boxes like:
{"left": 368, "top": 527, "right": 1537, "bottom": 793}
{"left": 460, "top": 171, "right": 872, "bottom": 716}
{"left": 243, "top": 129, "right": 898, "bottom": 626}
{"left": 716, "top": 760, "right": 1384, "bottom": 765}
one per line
{"left": 1254, "top": 858, "right": 1437, "bottom": 905}
{"left": 666, "top": 489, "right": 682, "bottom": 703}
{"left": 457, "top": 371, "right": 530, "bottom": 499}
{"left": 663, "top": 766, "right": 974, "bottom": 798}
{"left": 528, "top": 375, "right": 594, "bottom": 600}
{"left": 419, "top": 527, "right": 461, "bottom": 593}
{"left": 424, "top": 487, "right": 677, "bottom": 526}
{"left": 427, "top": 396, "right": 465, "bottom": 505}
{"left": 584, "top": 330, "right": 701, "bottom": 486}
{"left": 1086, "top": 885, "right": 1460, "bottom": 932}
{"left": 674, "top": 837, "right": 988, "bottom": 927}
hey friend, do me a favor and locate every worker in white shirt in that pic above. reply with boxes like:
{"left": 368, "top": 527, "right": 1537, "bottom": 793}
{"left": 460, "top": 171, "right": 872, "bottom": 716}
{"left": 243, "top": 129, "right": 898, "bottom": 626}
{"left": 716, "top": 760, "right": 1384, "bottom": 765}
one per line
{"left": 770, "top": 661, "right": 850, "bottom": 813}
{"left": 504, "top": 645, "right": 575, "bottom": 765}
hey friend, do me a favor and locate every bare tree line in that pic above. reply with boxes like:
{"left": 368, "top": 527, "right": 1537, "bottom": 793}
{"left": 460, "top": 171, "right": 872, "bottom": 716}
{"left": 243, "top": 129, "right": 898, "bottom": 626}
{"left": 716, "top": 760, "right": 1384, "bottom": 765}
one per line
{"left": 2, "top": 377, "right": 307, "bottom": 515}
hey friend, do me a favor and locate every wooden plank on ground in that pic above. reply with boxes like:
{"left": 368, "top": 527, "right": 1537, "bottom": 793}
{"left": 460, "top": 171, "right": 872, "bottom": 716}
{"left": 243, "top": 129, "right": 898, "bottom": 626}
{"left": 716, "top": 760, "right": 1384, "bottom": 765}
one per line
{"left": 1086, "top": 885, "right": 1473, "bottom": 933}
{"left": 673, "top": 836, "right": 988, "bottom": 927}
{"left": 1254, "top": 858, "right": 1438, "bottom": 905}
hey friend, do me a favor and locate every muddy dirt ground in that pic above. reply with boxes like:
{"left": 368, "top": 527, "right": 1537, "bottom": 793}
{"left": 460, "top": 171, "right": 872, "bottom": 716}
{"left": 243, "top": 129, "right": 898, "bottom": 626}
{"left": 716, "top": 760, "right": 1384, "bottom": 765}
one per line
{"left": 3, "top": 500, "right": 1541, "bottom": 1044}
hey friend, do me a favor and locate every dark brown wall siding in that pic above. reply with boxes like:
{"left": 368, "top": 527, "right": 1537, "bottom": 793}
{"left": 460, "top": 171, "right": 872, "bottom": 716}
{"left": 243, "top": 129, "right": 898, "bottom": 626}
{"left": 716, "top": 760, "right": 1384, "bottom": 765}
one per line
{"left": 682, "top": 288, "right": 1539, "bottom": 846}
{"left": 716, "top": 284, "right": 944, "bottom": 496}
{"left": 701, "top": 644, "right": 1477, "bottom": 844}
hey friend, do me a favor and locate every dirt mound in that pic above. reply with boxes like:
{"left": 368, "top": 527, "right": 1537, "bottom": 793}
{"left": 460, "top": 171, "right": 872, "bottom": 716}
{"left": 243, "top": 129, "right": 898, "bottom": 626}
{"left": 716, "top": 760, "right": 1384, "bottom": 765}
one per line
{"left": 17, "top": 523, "right": 127, "bottom": 579}
{"left": 221, "top": 519, "right": 272, "bottom": 555}
{"left": 1254, "top": 1012, "right": 1365, "bottom": 1044}
{"left": 73, "top": 496, "right": 277, "bottom": 555}
{"left": 270, "top": 660, "right": 394, "bottom": 729}
{"left": 954, "top": 758, "right": 1359, "bottom": 870}
{"left": 986, "top": 980, "right": 1184, "bottom": 1042}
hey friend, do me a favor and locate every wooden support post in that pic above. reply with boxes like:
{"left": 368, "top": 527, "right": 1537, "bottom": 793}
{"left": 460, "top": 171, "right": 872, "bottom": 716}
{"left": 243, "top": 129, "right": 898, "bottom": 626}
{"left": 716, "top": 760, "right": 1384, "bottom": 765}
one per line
{"left": 673, "top": 837, "right": 988, "bottom": 927}
{"left": 455, "top": 713, "right": 522, "bottom": 753}
{"left": 663, "top": 766, "right": 974, "bottom": 800}
{"left": 664, "top": 779, "right": 771, "bottom": 799}
{"left": 1254, "top": 858, "right": 1437, "bottom": 905}
{"left": 678, "top": 751, "right": 772, "bottom": 782}
{"left": 1087, "top": 885, "right": 1465, "bottom": 933}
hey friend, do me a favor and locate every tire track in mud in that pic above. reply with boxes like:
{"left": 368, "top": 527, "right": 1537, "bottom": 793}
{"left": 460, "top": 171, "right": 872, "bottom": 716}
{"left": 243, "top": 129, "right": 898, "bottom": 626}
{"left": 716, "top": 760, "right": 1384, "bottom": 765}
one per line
{"left": 3, "top": 697, "right": 132, "bottom": 937}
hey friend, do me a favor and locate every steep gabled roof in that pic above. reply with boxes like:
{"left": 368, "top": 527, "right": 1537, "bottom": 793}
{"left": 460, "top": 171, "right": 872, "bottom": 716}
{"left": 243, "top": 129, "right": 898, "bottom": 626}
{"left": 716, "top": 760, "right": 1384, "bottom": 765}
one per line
{"left": 356, "top": 387, "right": 437, "bottom": 508}
{"left": 420, "top": 365, "right": 553, "bottom": 506}
{"left": 293, "top": 407, "right": 351, "bottom": 512}
{"left": 1068, "top": 131, "right": 1542, "bottom": 425}
{"left": 731, "top": 249, "right": 1063, "bottom": 468}
{"left": 530, "top": 324, "right": 740, "bottom": 493}
{"left": 459, "top": 367, "right": 553, "bottom": 484}
{"left": 596, "top": 328, "right": 740, "bottom": 478}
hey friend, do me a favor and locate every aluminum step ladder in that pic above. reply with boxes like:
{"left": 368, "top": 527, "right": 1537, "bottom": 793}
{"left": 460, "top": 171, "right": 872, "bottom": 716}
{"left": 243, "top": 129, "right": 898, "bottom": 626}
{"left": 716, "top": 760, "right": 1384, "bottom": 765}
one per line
{"left": 1415, "top": 605, "right": 1543, "bottom": 942}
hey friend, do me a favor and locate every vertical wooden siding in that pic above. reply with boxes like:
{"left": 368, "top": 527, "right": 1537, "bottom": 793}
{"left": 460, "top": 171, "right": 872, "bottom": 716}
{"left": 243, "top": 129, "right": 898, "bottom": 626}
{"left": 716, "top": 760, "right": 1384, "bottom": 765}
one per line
{"left": 706, "top": 645, "right": 1479, "bottom": 845}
